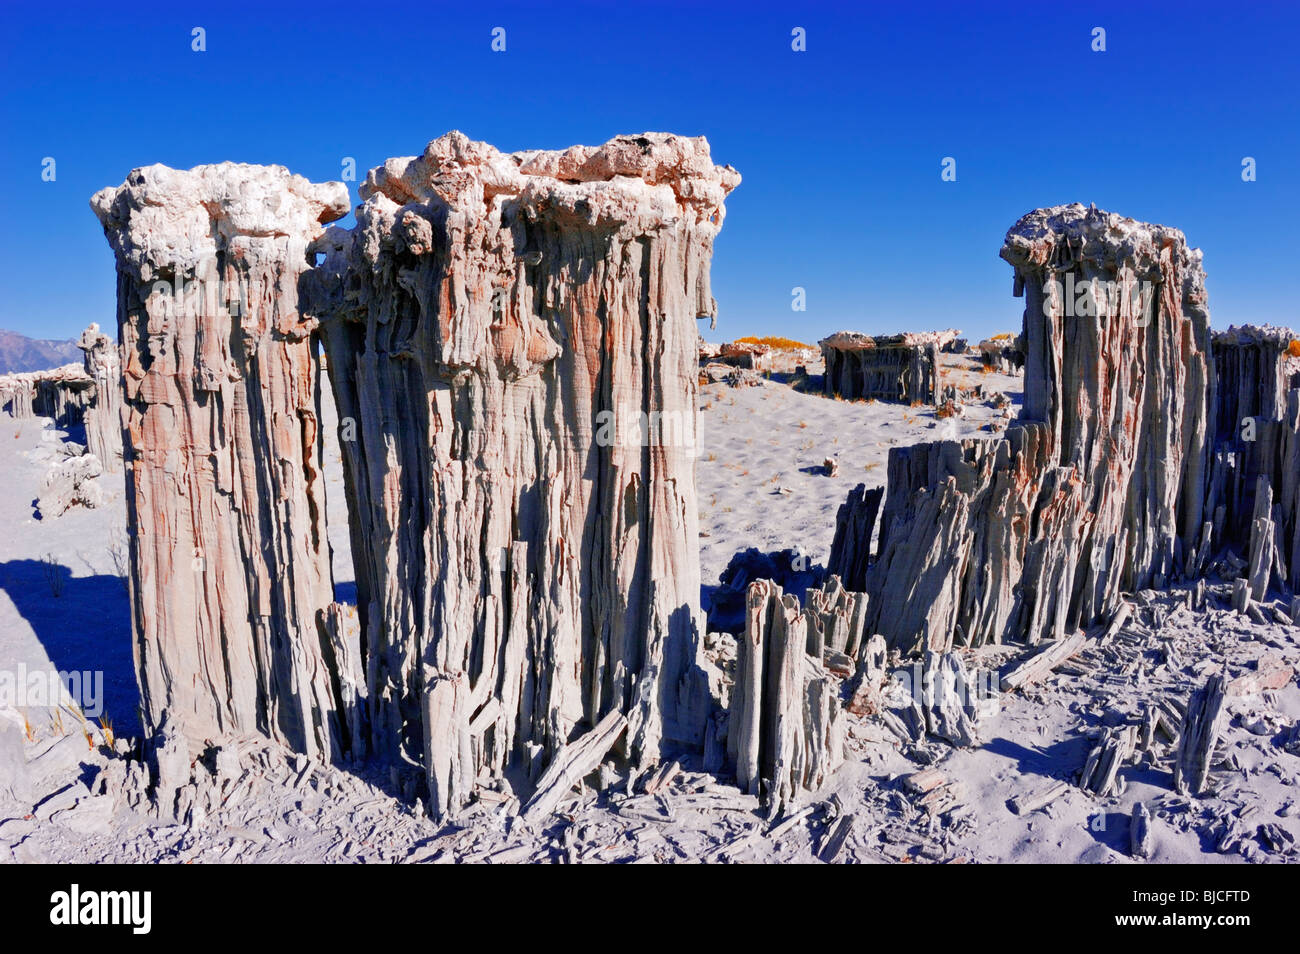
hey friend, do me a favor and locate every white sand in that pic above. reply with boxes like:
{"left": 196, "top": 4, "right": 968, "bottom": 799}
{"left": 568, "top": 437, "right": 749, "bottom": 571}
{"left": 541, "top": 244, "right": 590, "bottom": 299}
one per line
{"left": 696, "top": 353, "right": 1021, "bottom": 584}
{"left": 3, "top": 357, "right": 1299, "bottom": 864}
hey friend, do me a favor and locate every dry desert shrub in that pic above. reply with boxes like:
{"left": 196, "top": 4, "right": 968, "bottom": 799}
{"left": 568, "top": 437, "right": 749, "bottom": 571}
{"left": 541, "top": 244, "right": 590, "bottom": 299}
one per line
{"left": 41, "top": 553, "right": 64, "bottom": 598}
{"left": 734, "top": 335, "right": 814, "bottom": 350}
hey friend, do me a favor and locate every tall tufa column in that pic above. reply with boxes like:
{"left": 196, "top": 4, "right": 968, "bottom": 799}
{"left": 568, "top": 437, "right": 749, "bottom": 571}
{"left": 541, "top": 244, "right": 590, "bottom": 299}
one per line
{"left": 856, "top": 204, "right": 1214, "bottom": 653}
{"left": 306, "top": 132, "right": 739, "bottom": 816}
{"left": 77, "top": 323, "right": 124, "bottom": 472}
{"left": 92, "top": 163, "right": 354, "bottom": 760}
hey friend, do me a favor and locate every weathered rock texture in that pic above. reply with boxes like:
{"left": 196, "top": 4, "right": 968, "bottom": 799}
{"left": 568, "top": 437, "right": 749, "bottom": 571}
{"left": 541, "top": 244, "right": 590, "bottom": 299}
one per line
{"left": 0, "top": 364, "right": 94, "bottom": 426}
{"left": 704, "top": 546, "right": 825, "bottom": 635}
{"left": 1174, "top": 675, "right": 1227, "bottom": 796}
{"left": 1271, "top": 393, "right": 1300, "bottom": 596}
{"left": 1202, "top": 326, "right": 1300, "bottom": 596}
{"left": 826, "top": 483, "right": 883, "bottom": 591}
{"left": 978, "top": 335, "right": 1024, "bottom": 374}
{"left": 77, "top": 323, "right": 124, "bottom": 472}
{"left": 91, "top": 163, "right": 354, "bottom": 761}
{"left": 717, "top": 340, "right": 771, "bottom": 372}
{"left": 839, "top": 204, "right": 1214, "bottom": 653}
{"left": 727, "top": 579, "right": 845, "bottom": 814}
{"left": 819, "top": 330, "right": 957, "bottom": 404}
{"left": 863, "top": 425, "right": 1057, "bottom": 652}
{"left": 38, "top": 452, "right": 104, "bottom": 516}
{"left": 305, "top": 132, "right": 738, "bottom": 816}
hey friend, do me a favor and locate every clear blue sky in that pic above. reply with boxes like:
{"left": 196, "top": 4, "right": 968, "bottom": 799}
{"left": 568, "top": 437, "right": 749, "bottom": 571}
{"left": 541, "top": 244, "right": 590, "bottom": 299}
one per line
{"left": 1, "top": 0, "right": 1296, "bottom": 344}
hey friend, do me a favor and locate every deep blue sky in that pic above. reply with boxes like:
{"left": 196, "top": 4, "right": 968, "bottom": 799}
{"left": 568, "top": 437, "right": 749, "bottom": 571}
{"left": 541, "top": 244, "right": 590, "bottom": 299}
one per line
{"left": 1, "top": 0, "right": 1296, "bottom": 344}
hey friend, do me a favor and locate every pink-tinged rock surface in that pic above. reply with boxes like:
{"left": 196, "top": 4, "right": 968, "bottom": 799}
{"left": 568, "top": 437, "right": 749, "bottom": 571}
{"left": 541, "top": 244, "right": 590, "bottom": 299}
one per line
{"left": 852, "top": 204, "right": 1215, "bottom": 652}
{"left": 306, "top": 132, "right": 738, "bottom": 816}
{"left": 92, "top": 163, "right": 353, "bottom": 760}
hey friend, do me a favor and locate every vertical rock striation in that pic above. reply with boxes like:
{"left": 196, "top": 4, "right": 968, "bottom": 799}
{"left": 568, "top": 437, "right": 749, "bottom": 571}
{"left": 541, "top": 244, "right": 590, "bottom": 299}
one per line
{"left": 1004, "top": 204, "right": 1213, "bottom": 596}
{"left": 864, "top": 425, "right": 1056, "bottom": 652}
{"left": 819, "top": 330, "right": 957, "bottom": 404}
{"left": 846, "top": 204, "right": 1214, "bottom": 652}
{"left": 91, "top": 163, "right": 353, "bottom": 760}
{"left": 0, "top": 364, "right": 94, "bottom": 426}
{"left": 77, "top": 323, "right": 124, "bottom": 472}
{"left": 306, "top": 132, "right": 738, "bottom": 816}
{"left": 1202, "top": 326, "right": 1300, "bottom": 564}
{"left": 826, "top": 483, "right": 883, "bottom": 591}
{"left": 1210, "top": 326, "right": 1298, "bottom": 441}
{"left": 727, "top": 579, "right": 845, "bottom": 814}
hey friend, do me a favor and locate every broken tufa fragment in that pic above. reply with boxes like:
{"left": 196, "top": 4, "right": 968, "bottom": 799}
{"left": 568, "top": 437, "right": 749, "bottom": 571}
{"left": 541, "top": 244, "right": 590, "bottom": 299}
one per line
{"left": 727, "top": 579, "right": 846, "bottom": 815}
{"left": 1173, "top": 675, "right": 1228, "bottom": 796}
{"left": 1079, "top": 724, "right": 1137, "bottom": 797}
{"left": 1131, "top": 801, "right": 1154, "bottom": 859}
{"left": 1000, "top": 631, "right": 1089, "bottom": 693}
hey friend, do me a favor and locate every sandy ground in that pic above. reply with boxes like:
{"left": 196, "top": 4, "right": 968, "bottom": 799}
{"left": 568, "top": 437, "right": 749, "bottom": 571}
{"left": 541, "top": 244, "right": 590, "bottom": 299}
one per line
{"left": 3, "top": 354, "right": 1299, "bottom": 864}
{"left": 696, "top": 352, "right": 1021, "bottom": 585}
{"left": 0, "top": 418, "right": 135, "bottom": 737}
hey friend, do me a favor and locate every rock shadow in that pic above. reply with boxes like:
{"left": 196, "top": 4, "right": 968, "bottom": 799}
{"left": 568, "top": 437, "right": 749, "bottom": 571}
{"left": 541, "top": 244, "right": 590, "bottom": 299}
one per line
{"left": 0, "top": 558, "right": 137, "bottom": 737}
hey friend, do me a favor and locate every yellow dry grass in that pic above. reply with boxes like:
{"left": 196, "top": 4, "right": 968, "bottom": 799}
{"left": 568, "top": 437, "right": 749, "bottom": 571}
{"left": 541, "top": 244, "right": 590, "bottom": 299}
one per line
{"left": 734, "top": 335, "right": 814, "bottom": 351}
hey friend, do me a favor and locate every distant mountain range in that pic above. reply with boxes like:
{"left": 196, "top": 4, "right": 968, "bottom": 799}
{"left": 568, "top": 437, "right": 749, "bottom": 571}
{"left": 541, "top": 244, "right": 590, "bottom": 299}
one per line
{"left": 0, "top": 329, "right": 83, "bottom": 374}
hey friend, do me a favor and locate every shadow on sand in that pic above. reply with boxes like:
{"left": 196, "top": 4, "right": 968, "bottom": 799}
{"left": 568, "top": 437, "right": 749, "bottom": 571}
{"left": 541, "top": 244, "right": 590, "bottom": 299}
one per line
{"left": 0, "top": 557, "right": 137, "bottom": 736}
